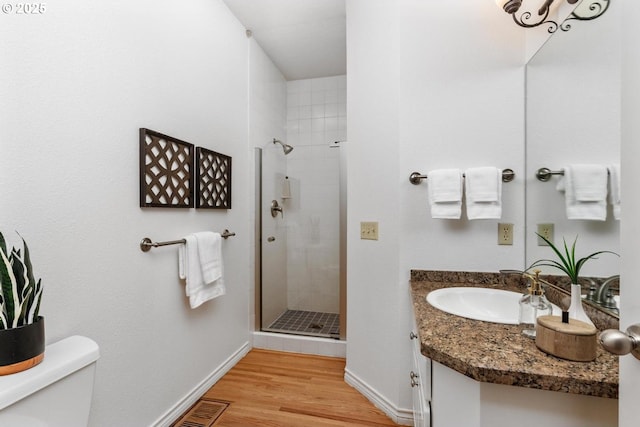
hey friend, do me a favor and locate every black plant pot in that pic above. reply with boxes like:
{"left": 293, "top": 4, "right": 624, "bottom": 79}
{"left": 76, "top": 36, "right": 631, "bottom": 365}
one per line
{"left": 0, "top": 316, "right": 45, "bottom": 375}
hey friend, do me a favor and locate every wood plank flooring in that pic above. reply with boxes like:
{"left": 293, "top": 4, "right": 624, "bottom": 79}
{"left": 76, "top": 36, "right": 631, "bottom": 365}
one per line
{"left": 201, "top": 349, "right": 399, "bottom": 426}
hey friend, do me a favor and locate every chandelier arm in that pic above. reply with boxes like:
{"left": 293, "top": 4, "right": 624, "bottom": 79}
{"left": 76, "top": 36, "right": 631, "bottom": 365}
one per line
{"left": 567, "top": 0, "right": 610, "bottom": 22}
{"left": 512, "top": 6, "right": 559, "bottom": 33}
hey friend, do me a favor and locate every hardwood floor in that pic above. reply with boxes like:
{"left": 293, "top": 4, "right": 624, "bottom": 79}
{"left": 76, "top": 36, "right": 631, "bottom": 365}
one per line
{"left": 202, "top": 349, "right": 400, "bottom": 426}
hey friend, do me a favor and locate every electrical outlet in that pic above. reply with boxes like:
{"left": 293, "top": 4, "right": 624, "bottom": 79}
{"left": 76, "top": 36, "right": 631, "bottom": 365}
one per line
{"left": 537, "top": 223, "right": 554, "bottom": 246}
{"left": 360, "top": 221, "right": 379, "bottom": 240}
{"left": 498, "top": 223, "right": 513, "bottom": 245}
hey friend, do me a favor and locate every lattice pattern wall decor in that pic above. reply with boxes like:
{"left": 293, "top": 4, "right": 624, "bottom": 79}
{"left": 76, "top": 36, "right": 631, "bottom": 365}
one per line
{"left": 196, "top": 147, "right": 232, "bottom": 209}
{"left": 139, "top": 128, "right": 194, "bottom": 208}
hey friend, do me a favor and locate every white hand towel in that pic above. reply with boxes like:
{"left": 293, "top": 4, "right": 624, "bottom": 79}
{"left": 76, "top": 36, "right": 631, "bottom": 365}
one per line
{"left": 464, "top": 167, "right": 502, "bottom": 220}
{"left": 178, "top": 232, "right": 225, "bottom": 309}
{"left": 196, "top": 232, "right": 223, "bottom": 284}
{"left": 562, "top": 164, "right": 608, "bottom": 221}
{"left": 427, "top": 169, "right": 462, "bottom": 219}
{"left": 608, "top": 164, "right": 621, "bottom": 220}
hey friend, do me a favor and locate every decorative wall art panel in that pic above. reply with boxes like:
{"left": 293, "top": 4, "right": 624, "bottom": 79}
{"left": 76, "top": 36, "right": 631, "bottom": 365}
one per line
{"left": 139, "top": 128, "right": 194, "bottom": 208}
{"left": 196, "top": 147, "right": 232, "bottom": 209}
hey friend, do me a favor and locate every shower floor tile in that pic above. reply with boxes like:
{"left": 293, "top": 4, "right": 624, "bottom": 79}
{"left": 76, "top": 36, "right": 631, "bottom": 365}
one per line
{"left": 265, "top": 310, "right": 340, "bottom": 338}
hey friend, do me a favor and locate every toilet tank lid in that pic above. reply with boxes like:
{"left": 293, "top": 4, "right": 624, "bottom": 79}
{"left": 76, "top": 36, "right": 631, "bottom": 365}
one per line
{"left": 0, "top": 335, "right": 100, "bottom": 410}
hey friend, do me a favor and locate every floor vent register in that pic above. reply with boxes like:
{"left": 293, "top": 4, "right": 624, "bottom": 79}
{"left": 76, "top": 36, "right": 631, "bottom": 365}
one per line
{"left": 172, "top": 399, "right": 229, "bottom": 427}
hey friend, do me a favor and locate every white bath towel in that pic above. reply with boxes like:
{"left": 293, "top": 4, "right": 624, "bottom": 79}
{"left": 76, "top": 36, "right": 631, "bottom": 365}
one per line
{"left": 178, "top": 232, "right": 225, "bottom": 308}
{"left": 560, "top": 164, "right": 608, "bottom": 221}
{"left": 427, "top": 169, "right": 462, "bottom": 219}
{"left": 464, "top": 167, "right": 502, "bottom": 220}
{"left": 608, "top": 164, "right": 621, "bottom": 220}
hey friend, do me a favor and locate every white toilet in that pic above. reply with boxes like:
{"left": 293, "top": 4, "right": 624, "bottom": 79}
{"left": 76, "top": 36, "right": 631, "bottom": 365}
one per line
{"left": 0, "top": 335, "right": 100, "bottom": 427}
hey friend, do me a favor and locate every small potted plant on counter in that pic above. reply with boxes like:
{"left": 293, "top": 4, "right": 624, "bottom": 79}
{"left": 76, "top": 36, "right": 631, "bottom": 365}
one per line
{"left": 0, "top": 231, "right": 44, "bottom": 375}
{"left": 530, "top": 233, "right": 618, "bottom": 326}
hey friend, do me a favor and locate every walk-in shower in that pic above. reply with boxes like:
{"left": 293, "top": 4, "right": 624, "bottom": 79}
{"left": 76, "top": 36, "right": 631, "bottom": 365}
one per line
{"left": 254, "top": 75, "right": 347, "bottom": 341}
{"left": 255, "top": 139, "right": 346, "bottom": 340}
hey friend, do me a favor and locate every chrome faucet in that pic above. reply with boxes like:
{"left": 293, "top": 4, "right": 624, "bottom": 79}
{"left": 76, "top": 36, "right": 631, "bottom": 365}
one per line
{"left": 581, "top": 277, "right": 600, "bottom": 303}
{"left": 595, "top": 275, "right": 620, "bottom": 310}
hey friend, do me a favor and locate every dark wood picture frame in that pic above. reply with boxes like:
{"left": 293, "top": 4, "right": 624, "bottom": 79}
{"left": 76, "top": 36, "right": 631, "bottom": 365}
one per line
{"left": 196, "top": 146, "right": 232, "bottom": 209}
{"left": 139, "top": 128, "right": 194, "bottom": 208}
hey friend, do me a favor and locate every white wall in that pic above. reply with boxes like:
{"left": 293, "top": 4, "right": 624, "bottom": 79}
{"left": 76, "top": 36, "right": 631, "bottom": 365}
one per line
{"left": 398, "top": 1, "right": 525, "bottom": 273}
{"left": 345, "top": 0, "right": 403, "bottom": 417}
{"left": 0, "top": 1, "right": 253, "bottom": 425}
{"left": 346, "top": 0, "right": 524, "bottom": 419}
{"left": 285, "top": 75, "right": 346, "bottom": 313}
{"left": 248, "top": 37, "right": 288, "bottom": 329}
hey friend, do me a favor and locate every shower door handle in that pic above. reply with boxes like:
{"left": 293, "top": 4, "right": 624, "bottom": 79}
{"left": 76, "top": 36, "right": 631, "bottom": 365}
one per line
{"left": 270, "top": 200, "right": 283, "bottom": 218}
{"left": 267, "top": 236, "right": 276, "bottom": 242}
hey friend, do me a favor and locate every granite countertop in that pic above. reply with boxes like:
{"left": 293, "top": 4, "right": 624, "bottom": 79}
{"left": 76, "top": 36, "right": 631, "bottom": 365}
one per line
{"left": 410, "top": 270, "right": 619, "bottom": 399}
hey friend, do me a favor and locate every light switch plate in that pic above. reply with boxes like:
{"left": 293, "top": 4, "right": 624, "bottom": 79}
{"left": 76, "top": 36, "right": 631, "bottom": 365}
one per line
{"left": 360, "top": 221, "right": 379, "bottom": 240}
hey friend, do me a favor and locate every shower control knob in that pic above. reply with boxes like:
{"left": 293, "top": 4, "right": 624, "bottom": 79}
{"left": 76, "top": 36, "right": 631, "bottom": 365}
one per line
{"left": 409, "top": 331, "right": 418, "bottom": 340}
{"left": 267, "top": 236, "right": 276, "bottom": 242}
{"left": 599, "top": 324, "right": 640, "bottom": 360}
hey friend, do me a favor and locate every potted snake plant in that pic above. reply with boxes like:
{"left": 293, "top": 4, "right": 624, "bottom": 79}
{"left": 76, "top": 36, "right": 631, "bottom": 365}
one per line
{"left": 0, "top": 231, "right": 44, "bottom": 375}
{"left": 529, "top": 233, "right": 618, "bottom": 326}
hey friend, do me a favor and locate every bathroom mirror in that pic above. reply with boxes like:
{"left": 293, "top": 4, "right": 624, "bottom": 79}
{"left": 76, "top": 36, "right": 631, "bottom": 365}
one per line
{"left": 525, "top": 1, "right": 620, "bottom": 315}
{"left": 522, "top": 0, "right": 583, "bottom": 63}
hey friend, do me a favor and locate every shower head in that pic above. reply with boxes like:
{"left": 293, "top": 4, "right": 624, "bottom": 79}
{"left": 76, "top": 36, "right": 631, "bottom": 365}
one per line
{"left": 273, "top": 138, "right": 294, "bottom": 155}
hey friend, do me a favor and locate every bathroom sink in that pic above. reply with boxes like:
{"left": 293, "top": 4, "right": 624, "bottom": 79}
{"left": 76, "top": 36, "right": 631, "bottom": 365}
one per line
{"left": 426, "top": 287, "right": 560, "bottom": 324}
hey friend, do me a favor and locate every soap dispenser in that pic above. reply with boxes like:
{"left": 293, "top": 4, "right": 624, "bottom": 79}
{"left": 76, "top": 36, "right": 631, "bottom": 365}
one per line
{"left": 519, "top": 270, "right": 553, "bottom": 339}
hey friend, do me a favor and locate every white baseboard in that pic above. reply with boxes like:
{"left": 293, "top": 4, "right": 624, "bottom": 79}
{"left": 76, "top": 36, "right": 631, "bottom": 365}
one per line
{"left": 150, "top": 341, "right": 251, "bottom": 427}
{"left": 344, "top": 368, "right": 414, "bottom": 426}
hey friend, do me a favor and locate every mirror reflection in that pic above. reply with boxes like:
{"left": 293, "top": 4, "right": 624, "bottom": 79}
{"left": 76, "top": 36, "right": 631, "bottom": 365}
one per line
{"left": 521, "top": 0, "right": 583, "bottom": 62}
{"left": 525, "top": 0, "right": 620, "bottom": 316}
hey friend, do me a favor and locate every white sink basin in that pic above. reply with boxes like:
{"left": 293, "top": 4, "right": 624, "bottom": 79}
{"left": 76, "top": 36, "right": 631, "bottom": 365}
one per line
{"left": 426, "top": 287, "right": 560, "bottom": 324}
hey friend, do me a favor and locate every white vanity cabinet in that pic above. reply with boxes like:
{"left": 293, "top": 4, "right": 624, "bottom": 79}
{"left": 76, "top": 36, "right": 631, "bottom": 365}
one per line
{"left": 410, "top": 323, "right": 431, "bottom": 427}
{"left": 431, "top": 361, "right": 617, "bottom": 427}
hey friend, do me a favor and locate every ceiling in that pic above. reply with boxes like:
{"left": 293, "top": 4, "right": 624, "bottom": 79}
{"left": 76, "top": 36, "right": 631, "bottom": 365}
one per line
{"left": 222, "top": 0, "right": 346, "bottom": 81}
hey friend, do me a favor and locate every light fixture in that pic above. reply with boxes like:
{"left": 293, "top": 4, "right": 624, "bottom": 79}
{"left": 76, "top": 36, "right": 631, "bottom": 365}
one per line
{"left": 496, "top": 0, "right": 610, "bottom": 32}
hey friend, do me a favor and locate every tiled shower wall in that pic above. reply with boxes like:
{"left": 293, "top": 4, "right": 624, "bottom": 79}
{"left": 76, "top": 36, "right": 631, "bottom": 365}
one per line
{"left": 284, "top": 75, "right": 347, "bottom": 313}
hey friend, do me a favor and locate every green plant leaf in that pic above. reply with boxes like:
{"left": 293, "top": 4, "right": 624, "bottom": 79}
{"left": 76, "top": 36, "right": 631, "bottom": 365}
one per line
{"left": 532, "top": 233, "right": 619, "bottom": 283}
{"left": 567, "top": 238, "right": 578, "bottom": 280}
{"left": 20, "top": 236, "right": 38, "bottom": 319}
{"left": 27, "top": 280, "right": 42, "bottom": 323}
{"left": 19, "top": 234, "right": 36, "bottom": 293}
{"left": 17, "top": 287, "right": 32, "bottom": 327}
{"left": 0, "top": 246, "right": 20, "bottom": 328}
{"left": 11, "top": 248, "right": 28, "bottom": 302}
{"left": 0, "top": 232, "right": 6, "bottom": 257}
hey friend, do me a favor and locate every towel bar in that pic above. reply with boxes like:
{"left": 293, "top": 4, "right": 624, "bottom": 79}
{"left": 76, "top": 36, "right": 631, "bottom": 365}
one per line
{"left": 536, "top": 167, "right": 564, "bottom": 182}
{"left": 409, "top": 168, "right": 515, "bottom": 185}
{"left": 536, "top": 167, "right": 611, "bottom": 182}
{"left": 140, "top": 229, "right": 236, "bottom": 252}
